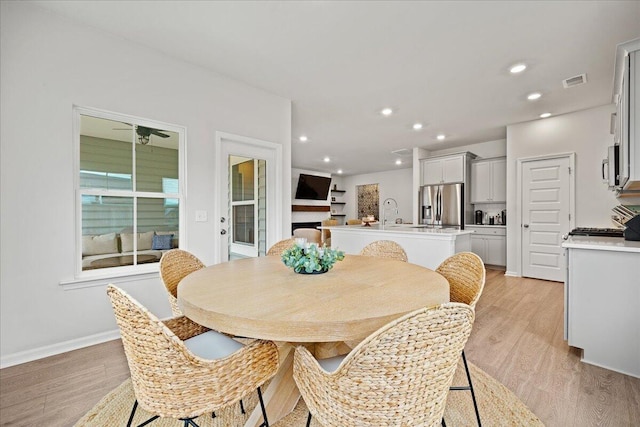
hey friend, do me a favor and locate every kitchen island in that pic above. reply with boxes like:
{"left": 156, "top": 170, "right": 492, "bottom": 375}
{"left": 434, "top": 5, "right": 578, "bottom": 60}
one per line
{"left": 325, "top": 224, "right": 473, "bottom": 269}
{"left": 562, "top": 236, "right": 640, "bottom": 378}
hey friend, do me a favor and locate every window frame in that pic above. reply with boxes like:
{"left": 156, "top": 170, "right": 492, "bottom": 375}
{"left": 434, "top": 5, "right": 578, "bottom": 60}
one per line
{"left": 73, "top": 106, "right": 186, "bottom": 279}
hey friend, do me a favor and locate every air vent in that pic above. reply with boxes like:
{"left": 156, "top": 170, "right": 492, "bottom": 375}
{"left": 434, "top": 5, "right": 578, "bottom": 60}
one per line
{"left": 391, "top": 148, "right": 413, "bottom": 156}
{"left": 562, "top": 73, "right": 587, "bottom": 88}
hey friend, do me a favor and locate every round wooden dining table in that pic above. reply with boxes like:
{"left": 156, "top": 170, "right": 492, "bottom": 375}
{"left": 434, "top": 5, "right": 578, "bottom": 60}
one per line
{"left": 178, "top": 254, "right": 449, "bottom": 426}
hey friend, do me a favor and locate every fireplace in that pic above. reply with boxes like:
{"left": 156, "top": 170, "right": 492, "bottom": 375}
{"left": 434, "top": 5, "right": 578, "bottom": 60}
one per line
{"left": 291, "top": 222, "right": 321, "bottom": 235}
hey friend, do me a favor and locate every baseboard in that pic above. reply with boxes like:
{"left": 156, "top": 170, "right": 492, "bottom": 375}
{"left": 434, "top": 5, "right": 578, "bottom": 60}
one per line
{"left": 504, "top": 270, "right": 519, "bottom": 277}
{"left": 0, "top": 329, "right": 121, "bottom": 369}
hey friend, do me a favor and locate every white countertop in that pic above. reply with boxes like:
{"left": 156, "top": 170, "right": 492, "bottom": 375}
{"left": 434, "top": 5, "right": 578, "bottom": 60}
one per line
{"left": 562, "top": 236, "right": 640, "bottom": 253}
{"left": 464, "top": 224, "right": 506, "bottom": 229}
{"left": 326, "top": 224, "right": 474, "bottom": 236}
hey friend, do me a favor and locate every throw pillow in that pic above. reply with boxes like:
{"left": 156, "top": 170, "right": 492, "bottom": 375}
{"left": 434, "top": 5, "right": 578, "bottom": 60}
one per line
{"left": 152, "top": 234, "right": 173, "bottom": 250}
{"left": 82, "top": 233, "right": 118, "bottom": 256}
{"left": 121, "top": 231, "right": 155, "bottom": 252}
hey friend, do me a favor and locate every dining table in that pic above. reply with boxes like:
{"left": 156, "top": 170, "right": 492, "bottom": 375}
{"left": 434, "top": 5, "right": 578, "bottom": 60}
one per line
{"left": 178, "top": 254, "right": 449, "bottom": 427}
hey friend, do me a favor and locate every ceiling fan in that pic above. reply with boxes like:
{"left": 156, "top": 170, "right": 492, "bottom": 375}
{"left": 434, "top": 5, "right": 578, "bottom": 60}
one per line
{"left": 113, "top": 124, "right": 170, "bottom": 145}
{"left": 135, "top": 126, "right": 169, "bottom": 145}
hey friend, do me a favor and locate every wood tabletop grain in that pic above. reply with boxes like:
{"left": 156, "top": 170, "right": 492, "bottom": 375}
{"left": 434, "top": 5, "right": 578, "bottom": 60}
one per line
{"left": 178, "top": 255, "right": 449, "bottom": 342}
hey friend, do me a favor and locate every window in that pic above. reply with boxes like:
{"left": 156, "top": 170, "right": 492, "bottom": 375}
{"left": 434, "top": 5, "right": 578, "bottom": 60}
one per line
{"left": 75, "top": 108, "right": 184, "bottom": 275}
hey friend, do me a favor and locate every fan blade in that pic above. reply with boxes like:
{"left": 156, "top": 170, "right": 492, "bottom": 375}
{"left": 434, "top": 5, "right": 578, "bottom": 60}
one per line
{"left": 150, "top": 130, "right": 170, "bottom": 138}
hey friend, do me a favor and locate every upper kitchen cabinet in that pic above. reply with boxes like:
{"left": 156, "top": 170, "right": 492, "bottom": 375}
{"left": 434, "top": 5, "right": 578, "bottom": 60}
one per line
{"left": 421, "top": 152, "right": 476, "bottom": 185}
{"left": 612, "top": 38, "right": 640, "bottom": 192}
{"left": 471, "top": 157, "right": 506, "bottom": 203}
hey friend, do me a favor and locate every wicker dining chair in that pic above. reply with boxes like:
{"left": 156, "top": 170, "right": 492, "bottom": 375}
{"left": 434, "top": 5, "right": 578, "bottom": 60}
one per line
{"left": 293, "top": 228, "right": 322, "bottom": 245}
{"left": 436, "top": 251, "right": 486, "bottom": 426}
{"left": 159, "top": 249, "right": 206, "bottom": 317}
{"left": 346, "top": 219, "right": 362, "bottom": 225}
{"left": 107, "top": 285, "right": 278, "bottom": 427}
{"left": 293, "top": 303, "right": 474, "bottom": 427}
{"left": 321, "top": 219, "right": 338, "bottom": 247}
{"left": 266, "top": 238, "right": 296, "bottom": 256}
{"left": 359, "top": 240, "right": 408, "bottom": 262}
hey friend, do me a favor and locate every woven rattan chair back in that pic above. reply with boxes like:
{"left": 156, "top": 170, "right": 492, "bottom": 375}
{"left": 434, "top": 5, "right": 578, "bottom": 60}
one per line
{"left": 159, "top": 249, "right": 206, "bottom": 316}
{"left": 106, "top": 285, "right": 278, "bottom": 420}
{"left": 436, "top": 251, "right": 486, "bottom": 308}
{"left": 346, "top": 219, "right": 362, "bottom": 225}
{"left": 294, "top": 303, "right": 474, "bottom": 427}
{"left": 293, "top": 228, "right": 322, "bottom": 245}
{"left": 321, "top": 219, "right": 338, "bottom": 245}
{"left": 267, "top": 238, "right": 296, "bottom": 256}
{"left": 359, "top": 240, "right": 408, "bottom": 262}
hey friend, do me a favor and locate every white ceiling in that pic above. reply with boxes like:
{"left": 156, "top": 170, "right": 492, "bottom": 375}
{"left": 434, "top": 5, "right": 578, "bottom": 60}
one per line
{"left": 34, "top": 1, "right": 640, "bottom": 176}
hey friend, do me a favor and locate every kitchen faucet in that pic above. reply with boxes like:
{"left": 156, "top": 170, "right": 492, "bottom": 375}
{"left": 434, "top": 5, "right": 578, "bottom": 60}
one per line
{"left": 382, "top": 198, "right": 399, "bottom": 228}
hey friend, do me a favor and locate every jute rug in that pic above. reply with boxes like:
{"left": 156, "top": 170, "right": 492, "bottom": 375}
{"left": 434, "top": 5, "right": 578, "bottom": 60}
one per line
{"left": 75, "top": 360, "right": 544, "bottom": 426}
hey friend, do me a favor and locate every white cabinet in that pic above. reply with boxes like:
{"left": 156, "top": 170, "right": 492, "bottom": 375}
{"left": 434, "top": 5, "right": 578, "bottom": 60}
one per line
{"left": 612, "top": 40, "right": 640, "bottom": 191}
{"left": 471, "top": 158, "right": 506, "bottom": 203}
{"left": 421, "top": 154, "right": 465, "bottom": 185}
{"left": 563, "top": 240, "right": 640, "bottom": 377}
{"left": 467, "top": 226, "right": 506, "bottom": 266}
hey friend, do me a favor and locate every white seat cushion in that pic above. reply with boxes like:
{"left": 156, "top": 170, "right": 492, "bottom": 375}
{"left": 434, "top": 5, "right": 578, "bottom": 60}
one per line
{"left": 317, "top": 354, "right": 346, "bottom": 373}
{"left": 184, "top": 330, "right": 244, "bottom": 360}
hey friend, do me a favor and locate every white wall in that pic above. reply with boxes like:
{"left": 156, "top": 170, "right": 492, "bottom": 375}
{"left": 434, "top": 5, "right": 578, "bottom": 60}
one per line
{"left": 505, "top": 104, "right": 620, "bottom": 275}
{"left": 0, "top": 2, "right": 291, "bottom": 365}
{"left": 341, "top": 168, "right": 414, "bottom": 223}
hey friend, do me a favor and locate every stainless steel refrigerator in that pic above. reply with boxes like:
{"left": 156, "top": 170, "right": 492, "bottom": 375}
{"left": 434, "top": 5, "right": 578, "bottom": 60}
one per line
{"left": 418, "top": 183, "right": 464, "bottom": 228}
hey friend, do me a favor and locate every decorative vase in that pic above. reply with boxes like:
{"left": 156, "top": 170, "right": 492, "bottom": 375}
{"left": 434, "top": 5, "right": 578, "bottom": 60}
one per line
{"left": 296, "top": 268, "right": 329, "bottom": 275}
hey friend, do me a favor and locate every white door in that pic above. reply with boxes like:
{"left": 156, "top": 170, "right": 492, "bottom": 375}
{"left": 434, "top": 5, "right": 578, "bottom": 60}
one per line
{"left": 521, "top": 156, "right": 572, "bottom": 281}
{"left": 217, "top": 133, "right": 281, "bottom": 263}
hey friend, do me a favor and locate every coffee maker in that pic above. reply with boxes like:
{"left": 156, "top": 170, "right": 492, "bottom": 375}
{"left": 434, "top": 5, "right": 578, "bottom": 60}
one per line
{"left": 475, "top": 210, "right": 484, "bottom": 225}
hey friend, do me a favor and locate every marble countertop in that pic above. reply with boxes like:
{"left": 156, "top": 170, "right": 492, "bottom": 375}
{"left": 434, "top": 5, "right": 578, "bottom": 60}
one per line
{"left": 325, "top": 224, "right": 474, "bottom": 236}
{"left": 562, "top": 236, "right": 640, "bottom": 253}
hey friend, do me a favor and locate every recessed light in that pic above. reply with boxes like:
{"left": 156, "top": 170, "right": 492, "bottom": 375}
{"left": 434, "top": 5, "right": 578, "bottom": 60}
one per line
{"left": 381, "top": 108, "right": 393, "bottom": 116}
{"left": 527, "top": 92, "right": 542, "bottom": 101}
{"left": 437, "top": 134, "right": 446, "bottom": 141}
{"left": 413, "top": 123, "right": 423, "bottom": 130}
{"left": 395, "top": 159, "right": 402, "bottom": 165}
{"left": 337, "top": 169, "right": 343, "bottom": 174}
{"left": 510, "top": 63, "right": 527, "bottom": 74}
{"left": 323, "top": 156, "right": 330, "bottom": 163}
{"left": 540, "top": 112, "right": 551, "bottom": 118}
{"left": 299, "top": 135, "right": 308, "bottom": 142}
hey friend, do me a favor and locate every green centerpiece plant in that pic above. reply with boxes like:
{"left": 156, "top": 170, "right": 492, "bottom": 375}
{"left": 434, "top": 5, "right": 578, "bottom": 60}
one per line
{"left": 281, "top": 243, "right": 345, "bottom": 274}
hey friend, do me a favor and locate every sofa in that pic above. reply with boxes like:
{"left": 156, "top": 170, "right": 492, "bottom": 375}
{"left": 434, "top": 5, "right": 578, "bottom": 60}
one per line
{"left": 82, "top": 230, "right": 178, "bottom": 269}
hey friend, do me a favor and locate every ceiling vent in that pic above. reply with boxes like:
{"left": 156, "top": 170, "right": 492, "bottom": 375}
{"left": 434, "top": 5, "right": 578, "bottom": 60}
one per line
{"left": 562, "top": 73, "right": 587, "bottom": 88}
{"left": 391, "top": 148, "right": 413, "bottom": 156}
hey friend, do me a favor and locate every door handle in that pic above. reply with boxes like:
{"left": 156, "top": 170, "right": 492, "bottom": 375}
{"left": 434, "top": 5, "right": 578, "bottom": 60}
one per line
{"left": 523, "top": 224, "right": 529, "bottom": 228}
{"left": 220, "top": 229, "right": 227, "bottom": 235}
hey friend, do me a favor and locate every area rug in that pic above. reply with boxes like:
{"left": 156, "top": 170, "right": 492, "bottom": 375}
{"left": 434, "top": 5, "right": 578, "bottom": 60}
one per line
{"left": 75, "top": 360, "right": 543, "bottom": 426}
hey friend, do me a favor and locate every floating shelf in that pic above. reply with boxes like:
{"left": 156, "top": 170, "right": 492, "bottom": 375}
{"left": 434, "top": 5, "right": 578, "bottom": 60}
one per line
{"left": 292, "top": 205, "right": 330, "bottom": 212}
{"left": 331, "top": 214, "right": 346, "bottom": 217}
{"left": 331, "top": 189, "right": 346, "bottom": 193}
{"left": 330, "top": 202, "right": 346, "bottom": 205}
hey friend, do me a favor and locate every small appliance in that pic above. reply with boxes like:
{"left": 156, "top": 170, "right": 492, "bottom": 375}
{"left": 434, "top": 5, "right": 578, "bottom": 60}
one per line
{"left": 475, "top": 210, "right": 484, "bottom": 225}
{"left": 501, "top": 209, "right": 507, "bottom": 225}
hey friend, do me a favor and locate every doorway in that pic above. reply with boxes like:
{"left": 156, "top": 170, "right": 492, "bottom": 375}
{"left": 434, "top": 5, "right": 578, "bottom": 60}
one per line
{"left": 216, "top": 133, "right": 282, "bottom": 263}
{"left": 518, "top": 153, "right": 575, "bottom": 282}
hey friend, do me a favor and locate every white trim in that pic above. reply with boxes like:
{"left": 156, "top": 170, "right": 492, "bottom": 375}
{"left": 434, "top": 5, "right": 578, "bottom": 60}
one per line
{"left": 515, "top": 152, "right": 575, "bottom": 277}
{"left": 59, "top": 271, "right": 160, "bottom": 290}
{"left": 0, "top": 330, "right": 121, "bottom": 369}
{"left": 504, "top": 270, "right": 519, "bottom": 277}
{"left": 71, "top": 105, "right": 187, "bottom": 280}
{"left": 215, "top": 132, "right": 283, "bottom": 263}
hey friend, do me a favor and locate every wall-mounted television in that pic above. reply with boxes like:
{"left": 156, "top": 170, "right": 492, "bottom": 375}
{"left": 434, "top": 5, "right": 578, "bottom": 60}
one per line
{"left": 295, "top": 173, "right": 331, "bottom": 200}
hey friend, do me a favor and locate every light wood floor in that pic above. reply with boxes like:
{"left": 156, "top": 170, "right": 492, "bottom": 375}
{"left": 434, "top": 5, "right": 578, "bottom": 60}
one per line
{"left": 1, "top": 270, "right": 639, "bottom": 426}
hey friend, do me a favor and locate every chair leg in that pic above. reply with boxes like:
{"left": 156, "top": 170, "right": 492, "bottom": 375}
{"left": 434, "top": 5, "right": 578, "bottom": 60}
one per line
{"left": 180, "top": 418, "right": 200, "bottom": 427}
{"left": 461, "top": 350, "right": 482, "bottom": 427}
{"left": 128, "top": 400, "right": 160, "bottom": 427}
{"left": 441, "top": 418, "right": 446, "bottom": 427}
{"left": 240, "top": 398, "right": 246, "bottom": 414}
{"left": 306, "top": 411, "right": 312, "bottom": 427}
{"left": 257, "top": 386, "right": 269, "bottom": 427}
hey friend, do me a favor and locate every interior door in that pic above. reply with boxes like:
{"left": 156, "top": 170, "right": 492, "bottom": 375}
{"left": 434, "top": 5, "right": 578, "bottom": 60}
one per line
{"left": 521, "top": 156, "right": 571, "bottom": 281}
{"left": 218, "top": 135, "right": 278, "bottom": 262}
